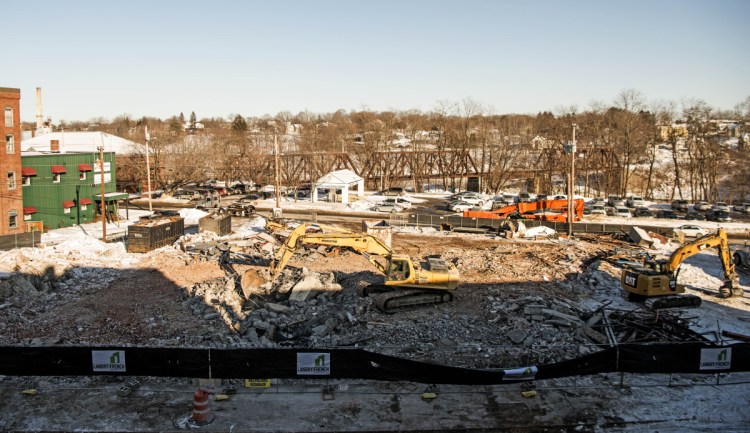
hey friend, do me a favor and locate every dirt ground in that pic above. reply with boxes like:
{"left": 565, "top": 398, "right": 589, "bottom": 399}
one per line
{"left": 0, "top": 221, "right": 748, "bottom": 432}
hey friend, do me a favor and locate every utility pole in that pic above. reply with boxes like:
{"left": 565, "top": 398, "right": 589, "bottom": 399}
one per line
{"left": 565, "top": 124, "right": 577, "bottom": 236}
{"left": 98, "top": 146, "right": 107, "bottom": 242}
{"left": 145, "top": 127, "right": 153, "bottom": 212}
{"left": 274, "top": 134, "right": 281, "bottom": 210}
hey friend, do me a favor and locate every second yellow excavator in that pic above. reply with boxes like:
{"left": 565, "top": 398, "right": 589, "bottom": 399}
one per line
{"left": 242, "top": 223, "right": 460, "bottom": 313}
{"left": 620, "top": 228, "right": 741, "bottom": 309}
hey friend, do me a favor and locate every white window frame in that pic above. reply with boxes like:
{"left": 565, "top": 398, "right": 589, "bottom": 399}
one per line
{"left": 53, "top": 173, "right": 61, "bottom": 183}
{"left": 23, "top": 213, "right": 31, "bottom": 221}
{"left": 80, "top": 171, "right": 87, "bottom": 181}
{"left": 7, "top": 171, "right": 15, "bottom": 190}
{"left": 22, "top": 176, "right": 30, "bottom": 186}
{"left": 80, "top": 204, "right": 88, "bottom": 211}
{"left": 4, "top": 108, "right": 12, "bottom": 127}
{"left": 9, "top": 210, "right": 17, "bottom": 228}
{"left": 63, "top": 206, "right": 71, "bottom": 214}
{"left": 5, "top": 134, "right": 13, "bottom": 154}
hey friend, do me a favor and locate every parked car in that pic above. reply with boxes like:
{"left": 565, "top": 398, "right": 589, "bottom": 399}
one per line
{"left": 615, "top": 206, "right": 631, "bottom": 218}
{"left": 684, "top": 211, "right": 707, "bottom": 221}
{"left": 694, "top": 201, "right": 711, "bottom": 211}
{"left": 674, "top": 224, "right": 709, "bottom": 239}
{"left": 236, "top": 194, "right": 261, "bottom": 204}
{"left": 735, "top": 202, "right": 750, "bottom": 213}
{"left": 607, "top": 195, "right": 625, "bottom": 207}
{"left": 706, "top": 209, "right": 732, "bottom": 222}
{"left": 451, "top": 192, "right": 485, "bottom": 206}
{"left": 374, "top": 202, "right": 404, "bottom": 213}
{"left": 450, "top": 201, "right": 476, "bottom": 213}
{"left": 590, "top": 197, "right": 605, "bottom": 205}
{"left": 633, "top": 207, "right": 653, "bottom": 217}
{"left": 518, "top": 192, "right": 534, "bottom": 203}
{"left": 626, "top": 196, "right": 645, "bottom": 208}
{"left": 589, "top": 205, "right": 606, "bottom": 215}
{"left": 656, "top": 210, "right": 679, "bottom": 219}
{"left": 380, "top": 197, "right": 412, "bottom": 210}
{"left": 671, "top": 199, "right": 689, "bottom": 212}
{"left": 712, "top": 202, "right": 731, "bottom": 212}
{"left": 535, "top": 194, "right": 549, "bottom": 202}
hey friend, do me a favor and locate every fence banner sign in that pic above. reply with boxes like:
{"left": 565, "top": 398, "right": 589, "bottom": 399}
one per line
{"left": 700, "top": 348, "right": 731, "bottom": 370}
{"left": 91, "top": 350, "right": 126, "bottom": 372}
{"left": 297, "top": 353, "right": 331, "bottom": 375}
{"left": 502, "top": 366, "right": 538, "bottom": 380}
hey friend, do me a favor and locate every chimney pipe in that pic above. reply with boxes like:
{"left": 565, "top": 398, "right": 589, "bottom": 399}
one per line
{"left": 36, "top": 87, "right": 43, "bottom": 129}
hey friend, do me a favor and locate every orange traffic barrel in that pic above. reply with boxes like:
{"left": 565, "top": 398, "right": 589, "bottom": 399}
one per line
{"left": 189, "top": 388, "right": 214, "bottom": 426}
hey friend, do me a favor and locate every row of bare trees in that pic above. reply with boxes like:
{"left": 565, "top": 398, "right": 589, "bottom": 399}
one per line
{"left": 52, "top": 92, "right": 750, "bottom": 201}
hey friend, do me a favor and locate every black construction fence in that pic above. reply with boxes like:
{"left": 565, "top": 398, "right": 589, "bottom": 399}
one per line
{"left": 0, "top": 343, "right": 747, "bottom": 384}
{"left": 405, "top": 213, "right": 676, "bottom": 237}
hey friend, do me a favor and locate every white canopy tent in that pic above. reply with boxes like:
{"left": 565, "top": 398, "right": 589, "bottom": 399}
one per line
{"left": 312, "top": 169, "right": 364, "bottom": 204}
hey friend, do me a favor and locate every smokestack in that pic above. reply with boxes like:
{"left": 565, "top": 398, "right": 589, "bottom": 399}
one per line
{"left": 36, "top": 87, "right": 43, "bottom": 129}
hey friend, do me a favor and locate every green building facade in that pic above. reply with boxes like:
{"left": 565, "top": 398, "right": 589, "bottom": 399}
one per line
{"left": 21, "top": 152, "right": 118, "bottom": 230}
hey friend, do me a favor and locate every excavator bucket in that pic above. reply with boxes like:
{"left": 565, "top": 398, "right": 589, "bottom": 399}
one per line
{"left": 241, "top": 269, "right": 270, "bottom": 299}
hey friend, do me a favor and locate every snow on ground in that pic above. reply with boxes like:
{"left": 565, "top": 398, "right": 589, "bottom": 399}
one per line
{"left": 178, "top": 207, "right": 208, "bottom": 224}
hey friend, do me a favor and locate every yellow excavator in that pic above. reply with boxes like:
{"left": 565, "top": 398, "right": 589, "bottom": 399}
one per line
{"left": 242, "top": 223, "right": 460, "bottom": 313}
{"left": 620, "top": 228, "right": 741, "bottom": 309}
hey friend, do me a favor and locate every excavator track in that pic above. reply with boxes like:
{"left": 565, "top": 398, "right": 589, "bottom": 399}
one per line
{"left": 644, "top": 294, "right": 702, "bottom": 310}
{"left": 370, "top": 289, "right": 454, "bottom": 313}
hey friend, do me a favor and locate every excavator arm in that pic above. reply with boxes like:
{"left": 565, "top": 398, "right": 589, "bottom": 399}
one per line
{"left": 667, "top": 228, "right": 740, "bottom": 297}
{"left": 268, "top": 223, "right": 393, "bottom": 280}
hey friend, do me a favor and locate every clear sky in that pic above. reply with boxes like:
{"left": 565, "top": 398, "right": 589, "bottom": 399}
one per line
{"left": 5, "top": 0, "right": 749, "bottom": 122}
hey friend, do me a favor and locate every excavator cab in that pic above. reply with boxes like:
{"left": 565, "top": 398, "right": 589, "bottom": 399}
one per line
{"left": 386, "top": 258, "right": 411, "bottom": 283}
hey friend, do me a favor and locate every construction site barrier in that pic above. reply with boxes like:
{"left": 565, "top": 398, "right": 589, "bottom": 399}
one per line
{"left": 0, "top": 343, "right": 747, "bottom": 384}
{"left": 406, "top": 213, "right": 676, "bottom": 237}
{"left": 0, "top": 231, "right": 42, "bottom": 251}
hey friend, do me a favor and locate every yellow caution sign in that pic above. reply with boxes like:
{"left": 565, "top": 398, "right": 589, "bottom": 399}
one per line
{"left": 244, "top": 379, "right": 271, "bottom": 388}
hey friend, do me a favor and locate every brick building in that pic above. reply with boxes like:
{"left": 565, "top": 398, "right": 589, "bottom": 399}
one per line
{"left": 0, "top": 87, "right": 24, "bottom": 235}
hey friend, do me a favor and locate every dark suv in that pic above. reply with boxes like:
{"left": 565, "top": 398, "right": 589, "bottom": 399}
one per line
{"left": 656, "top": 210, "right": 679, "bottom": 219}
{"left": 706, "top": 209, "right": 732, "bottom": 222}
{"left": 633, "top": 207, "right": 653, "bottom": 217}
{"left": 671, "top": 199, "right": 689, "bottom": 212}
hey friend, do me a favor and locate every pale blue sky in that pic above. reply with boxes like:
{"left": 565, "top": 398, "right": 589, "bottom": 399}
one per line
{"left": 5, "top": 0, "right": 749, "bottom": 122}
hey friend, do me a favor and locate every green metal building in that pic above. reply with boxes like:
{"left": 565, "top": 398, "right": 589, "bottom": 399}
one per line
{"left": 21, "top": 152, "right": 124, "bottom": 230}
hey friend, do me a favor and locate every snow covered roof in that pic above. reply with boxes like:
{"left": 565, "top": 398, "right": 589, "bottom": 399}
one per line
{"left": 314, "top": 169, "right": 363, "bottom": 187}
{"left": 21, "top": 132, "right": 140, "bottom": 155}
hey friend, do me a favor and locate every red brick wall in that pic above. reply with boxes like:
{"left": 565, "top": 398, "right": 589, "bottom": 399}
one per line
{"left": 0, "top": 88, "right": 24, "bottom": 235}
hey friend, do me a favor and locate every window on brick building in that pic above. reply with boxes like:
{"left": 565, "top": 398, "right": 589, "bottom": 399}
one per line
{"left": 7, "top": 171, "right": 15, "bottom": 190}
{"left": 4, "top": 108, "right": 12, "bottom": 127}
{"left": 9, "top": 210, "right": 17, "bottom": 229}
{"left": 5, "top": 135, "right": 13, "bottom": 154}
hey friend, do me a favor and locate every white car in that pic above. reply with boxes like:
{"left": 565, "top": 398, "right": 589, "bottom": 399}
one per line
{"left": 694, "top": 201, "right": 711, "bottom": 211}
{"left": 712, "top": 202, "right": 731, "bottom": 212}
{"left": 734, "top": 203, "right": 750, "bottom": 213}
{"left": 590, "top": 205, "right": 606, "bottom": 215}
{"left": 675, "top": 224, "right": 709, "bottom": 239}
{"left": 450, "top": 201, "right": 476, "bottom": 212}
{"left": 452, "top": 193, "right": 485, "bottom": 206}
{"left": 615, "top": 207, "right": 631, "bottom": 218}
{"left": 379, "top": 197, "right": 412, "bottom": 210}
{"left": 374, "top": 203, "right": 404, "bottom": 213}
{"left": 626, "top": 196, "right": 645, "bottom": 208}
